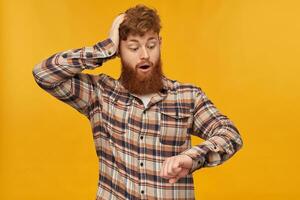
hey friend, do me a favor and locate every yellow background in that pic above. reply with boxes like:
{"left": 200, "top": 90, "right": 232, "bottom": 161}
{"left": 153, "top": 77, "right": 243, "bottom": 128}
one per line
{"left": 1, "top": 0, "right": 299, "bottom": 199}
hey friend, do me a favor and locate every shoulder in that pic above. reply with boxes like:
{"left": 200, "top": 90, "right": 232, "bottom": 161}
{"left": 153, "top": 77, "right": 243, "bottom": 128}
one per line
{"left": 93, "top": 73, "right": 117, "bottom": 91}
{"left": 164, "top": 76, "right": 203, "bottom": 95}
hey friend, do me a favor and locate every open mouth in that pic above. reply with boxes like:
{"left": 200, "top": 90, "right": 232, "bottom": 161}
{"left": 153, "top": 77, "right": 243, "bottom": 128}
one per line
{"left": 139, "top": 64, "right": 150, "bottom": 69}
{"left": 137, "top": 63, "right": 151, "bottom": 71}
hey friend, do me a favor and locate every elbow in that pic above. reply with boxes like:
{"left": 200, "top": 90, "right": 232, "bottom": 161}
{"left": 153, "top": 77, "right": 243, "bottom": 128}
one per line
{"left": 234, "top": 132, "right": 243, "bottom": 152}
{"left": 32, "top": 62, "right": 42, "bottom": 80}
{"left": 32, "top": 63, "right": 51, "bottom": 89}
{"left": 32, "top": 65, "right": 39, "bottom": 83}
{"left": 218, "top": 125, "right": 244, "bottom": 155}
{"left": 215, "top": 121, "right": 244, "bottom": 153}
{"left": 32, "top": 66, "right": 38, "bottom": 80}
{"left": 32, "top": 64, "right": 42, "bottom": 84}
{"left": 223, "top": 121, "right": 243, "bottom": 153}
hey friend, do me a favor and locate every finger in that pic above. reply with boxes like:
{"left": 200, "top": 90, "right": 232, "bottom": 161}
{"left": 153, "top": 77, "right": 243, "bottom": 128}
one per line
{"left": 167, "top": 158, "right": 175, "bottom": 176}
{"left": 169, "top": 177, "right": 179, "bottom": 184}
{"left": 168, "top": 159, "right": 181, "bottom": 177}
{"left": 163, "top": 159, "right": 170, "bottom": 178}
{"left": 110, "top": 14, "right": 125, "bottom": 32}
{"left": 114, "top": 13, "right": 124, "bottom": 22}
{"left": 168, "top": 168, "right": 187, "bottom": 184}
{"left": 168, "top": 167, "right": 190, "bottom": 184}
{"left": 177, "top": 167, "right": 189, "bottom": 177}
{"left": 115, "top": 13, "right": 126, "bottom": 25}
{"left": 163, "top": 159, "right": 169, "bottom": 177}
{"left": 173, "top": 157, "right": 184, "bottom": 173}
{"left": 173, "top": 166, "right": 182, "bottom": 175}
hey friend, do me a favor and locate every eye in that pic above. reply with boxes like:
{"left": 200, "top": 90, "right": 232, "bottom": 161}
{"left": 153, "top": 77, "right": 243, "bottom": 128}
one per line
{"left": 129, "top": 47, "right": 138, "bottom": 51}
{"left": 147, "top": 43, "right": 156, "bottom": 49}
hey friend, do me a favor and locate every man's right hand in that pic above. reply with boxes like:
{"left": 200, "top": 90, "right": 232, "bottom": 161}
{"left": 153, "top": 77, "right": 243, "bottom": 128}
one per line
{"left": 108, "top": 13, "right": 126, "bottom": 54}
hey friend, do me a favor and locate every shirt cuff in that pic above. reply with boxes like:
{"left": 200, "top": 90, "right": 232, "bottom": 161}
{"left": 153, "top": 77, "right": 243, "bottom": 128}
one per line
{"left": 179, "top": 147, "right": 206, "bottom": 174}
{"left": 81, "top": 38, "right": 117, "bottom": 70}
{"left": 94, "top": 38, "right": 116, "bottom": 57}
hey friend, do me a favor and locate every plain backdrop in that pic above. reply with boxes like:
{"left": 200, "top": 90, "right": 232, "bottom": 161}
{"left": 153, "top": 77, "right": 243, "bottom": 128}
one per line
{"left": 1, "top": 0, "right": 299, "bottom": 199}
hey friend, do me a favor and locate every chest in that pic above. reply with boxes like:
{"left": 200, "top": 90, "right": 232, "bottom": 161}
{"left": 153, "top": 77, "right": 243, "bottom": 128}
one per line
{"left": 95, "top": 92, "right": 194, "bottom": 148}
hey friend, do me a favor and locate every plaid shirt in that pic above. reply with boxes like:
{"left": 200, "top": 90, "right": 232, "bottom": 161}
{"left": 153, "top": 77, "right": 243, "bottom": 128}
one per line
{"left": 32, "top": 38, "right": 243, "bottom": 200}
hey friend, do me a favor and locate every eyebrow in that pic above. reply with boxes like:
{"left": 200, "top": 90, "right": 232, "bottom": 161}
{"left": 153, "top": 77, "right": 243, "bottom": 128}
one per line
{"left": 147, "top": 37, "right": 158, "bottom": 41}
{"left": 128, "top": 39, "right": 139, "bottom": 43}
{"left": 127, "top": 37, "right": 158, "bottom": 43}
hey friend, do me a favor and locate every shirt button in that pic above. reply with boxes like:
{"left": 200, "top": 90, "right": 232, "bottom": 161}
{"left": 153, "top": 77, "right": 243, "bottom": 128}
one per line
{"left": 140, "top": 136, "right": 143, "bottom": 140}
{"left": 107, "top": 50, "right": 111, "bottom": 55}
{"left": 140, "top": 162, "right": 144, "bottom": 167}
{"left": 86, "top": 52, "right": 93, "bottom": 58}
{"left": 141, "top": 190, "right": 144, "bottom": 194}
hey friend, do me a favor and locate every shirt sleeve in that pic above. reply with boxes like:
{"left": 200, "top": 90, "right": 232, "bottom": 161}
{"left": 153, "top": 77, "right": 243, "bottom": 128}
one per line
{"left": 179, "top": 87, "right": 243, "bottom": 174}
{"left": 32, "top": 38, "right": 116, "bottom": 117}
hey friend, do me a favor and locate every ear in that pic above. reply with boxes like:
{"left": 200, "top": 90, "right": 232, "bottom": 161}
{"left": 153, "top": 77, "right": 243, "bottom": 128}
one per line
{"left": 159, "top": 36, "right": 162, "bottom": 45}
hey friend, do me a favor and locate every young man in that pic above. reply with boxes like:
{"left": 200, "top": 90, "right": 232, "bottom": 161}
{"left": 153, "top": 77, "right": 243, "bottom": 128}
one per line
{"left": 32, "top": 5, "right": 243, "bottom": 200}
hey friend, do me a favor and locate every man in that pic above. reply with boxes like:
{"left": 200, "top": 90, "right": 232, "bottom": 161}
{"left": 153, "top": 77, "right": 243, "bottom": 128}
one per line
{"left": 32, "top": 4, "right": 243, "bottom": 200}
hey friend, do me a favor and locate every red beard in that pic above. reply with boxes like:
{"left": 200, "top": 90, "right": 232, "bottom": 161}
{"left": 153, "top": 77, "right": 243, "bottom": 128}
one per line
{"left": 119, "top": 56, "right": 164, "bottom": 95}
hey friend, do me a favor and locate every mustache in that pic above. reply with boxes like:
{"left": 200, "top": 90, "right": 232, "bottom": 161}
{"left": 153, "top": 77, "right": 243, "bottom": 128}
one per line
{"left": 136, "top": 61, "right": 153, "bottom": 68}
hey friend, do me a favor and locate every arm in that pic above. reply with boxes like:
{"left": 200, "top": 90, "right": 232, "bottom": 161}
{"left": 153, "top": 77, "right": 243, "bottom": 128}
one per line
{"left": 179, "top": 87, "right": 244, "bottom": 174}
{"left": 32, "top": 14, "right": 125, "bottom": 117}
{"left": 32, "top": 39, "right": 115, "bottom": 117}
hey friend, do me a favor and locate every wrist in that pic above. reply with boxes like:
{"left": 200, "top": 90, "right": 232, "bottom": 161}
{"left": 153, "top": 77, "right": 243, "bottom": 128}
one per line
{"left": 94, "top": 38, "right": 117, "bottom": 57}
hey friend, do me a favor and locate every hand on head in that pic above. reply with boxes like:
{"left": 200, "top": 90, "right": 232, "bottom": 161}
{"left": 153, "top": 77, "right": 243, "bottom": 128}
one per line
{"left": 109, "top": 13, "right": 126, "bottom": 54}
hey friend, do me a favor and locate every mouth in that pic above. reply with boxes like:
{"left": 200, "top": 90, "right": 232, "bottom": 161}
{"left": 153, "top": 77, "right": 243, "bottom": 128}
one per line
{"left": 137, "top": 63, "right": 152, "bottom": 72}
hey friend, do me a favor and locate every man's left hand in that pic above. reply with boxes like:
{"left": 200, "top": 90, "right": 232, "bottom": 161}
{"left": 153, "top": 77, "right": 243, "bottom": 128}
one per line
{"left": 160, "top": 154, "right": 193, "bottom": 184}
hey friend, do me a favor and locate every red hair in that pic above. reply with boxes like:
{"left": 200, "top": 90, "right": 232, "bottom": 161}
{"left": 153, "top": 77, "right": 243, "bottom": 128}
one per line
{"left": 119, "top": 4, "right": 162, "bottom": 40}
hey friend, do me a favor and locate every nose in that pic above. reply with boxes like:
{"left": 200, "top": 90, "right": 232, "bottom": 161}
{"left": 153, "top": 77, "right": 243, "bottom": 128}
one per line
{"left": 140, "top": 46, "right": 150, "bottom": 60}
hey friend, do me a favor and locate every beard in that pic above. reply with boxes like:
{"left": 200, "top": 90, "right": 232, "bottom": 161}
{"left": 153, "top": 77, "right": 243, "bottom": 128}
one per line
{"left": 119, "top": 56, "right": 164, "bottom": 95}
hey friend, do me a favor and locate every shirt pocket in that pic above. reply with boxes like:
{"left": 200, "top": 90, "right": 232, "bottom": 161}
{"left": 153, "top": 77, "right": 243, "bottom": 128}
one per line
{"left": 159, "top": 107, "right": 191, "bottom": 146}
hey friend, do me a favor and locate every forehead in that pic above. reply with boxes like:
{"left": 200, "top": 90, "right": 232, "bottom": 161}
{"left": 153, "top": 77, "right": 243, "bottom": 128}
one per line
{"left": 125, "top": 31, "right": 159, "bottom": 43}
